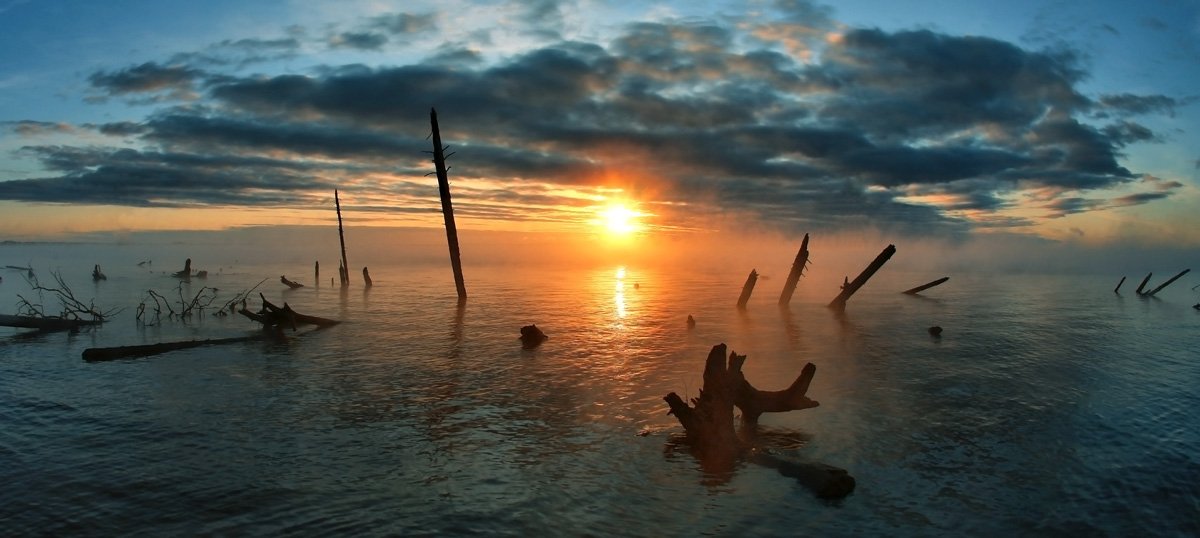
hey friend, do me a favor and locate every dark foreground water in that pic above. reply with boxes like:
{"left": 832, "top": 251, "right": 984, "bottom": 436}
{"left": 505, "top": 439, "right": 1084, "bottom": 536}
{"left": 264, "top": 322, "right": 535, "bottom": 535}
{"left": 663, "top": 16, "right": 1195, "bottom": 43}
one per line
{"left": 1, "top": 245, "right": 1198, "bottom": 536}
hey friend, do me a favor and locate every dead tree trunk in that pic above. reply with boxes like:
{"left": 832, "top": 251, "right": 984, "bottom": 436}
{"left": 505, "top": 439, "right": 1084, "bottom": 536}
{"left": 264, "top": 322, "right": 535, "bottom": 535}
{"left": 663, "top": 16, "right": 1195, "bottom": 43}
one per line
{"left": 778, "top": 233, "right": 810, "bottom": 306}
{"left": 335, "top": 190, "right": 350, "bottom": 287}
{"left": 736, "top": 269, "right": 758, "bottom": 308}
{"left": 1135, "top": 273, "right": 1152, "bottom": 294}
{"left": 1146, "top": 269, "right": 1189, "bottom": 296}
{"left": 829, "top": 244, "right": 896, "bottom": 309}
{"left": 0, "top": 314, "right": 102, "bottom": 331}
{"left": 902, "top": 276, "right": 949, "bottom": 295}
{"left": 315, "top": 261, "right": 320, "bottom": 288}
{"left": 663, "top": 344, "right": 853, "bottom": 498}
{"left": 430, "top": 108, "right": 467, "bottom": 301}
{"left": 362, "top": 267, "right": 373, "bottom": 287}
{"left": 1113, "top": 276, "right": 1126, "bottom": 293}
{"left": 83, "top": 335, "right": 266, "bottom": 362}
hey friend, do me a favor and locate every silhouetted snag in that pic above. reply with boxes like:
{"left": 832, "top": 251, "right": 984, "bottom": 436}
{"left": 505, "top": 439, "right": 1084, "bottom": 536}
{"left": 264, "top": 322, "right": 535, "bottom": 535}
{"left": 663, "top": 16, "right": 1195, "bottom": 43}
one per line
{"left": 519, "top": 324, "right": 547, "bottom": 348}
{"left": 663, "top": 344, "right": 852, "bottom": 497}
{"left": 1135, "top": 273, "right": 1152, "bottom": 295}
{"left": 92, "top": 264, "right": 106, "bottom": 281}
{"left": 1146, "top": 269, "right": 1189, "bottom": 296}
{"left": 314, "top": 261, "right": 320, "bottom": 287}
{"left": 902, "top": 276, "right": 948, "bottom": 295}
{"left": 687, "top": 314, "right": 696, "bottom": 329}
{"left": 778, "top": 234, "right": 811, "bottom": 306}
{"left": 335, "top": 190, "right": 351, "bottom": 286}
{"left": 828, "top": 244, "right": 896, "bottom": 309}
{"left": 281, "top": 275, "right": 304, "bottom": 289}
{"left": 238, "top": 294, "right": 340, "bottom": 331}
{"left": 82, "top": 334, "right": 267, "bottom": 362}
{"left": 929, "top": 326, "right": 943, "bottom": 337}
{"left": 736, "top": 269, "right": 758, "bottom": 308}
{"left": 362, "top": 267, "right": 373, "bottom": 287}
{"left": 172, "top": 258, "right": 193, "bottom": 280}
{"left": 1114, "top": 276, "right": 1126, "bottom": 293}
{"left": 0, "top": 314, "right": 102, "bottom": 331}
{"left": 430, "top": 108, "right": 467, "bottom": 301}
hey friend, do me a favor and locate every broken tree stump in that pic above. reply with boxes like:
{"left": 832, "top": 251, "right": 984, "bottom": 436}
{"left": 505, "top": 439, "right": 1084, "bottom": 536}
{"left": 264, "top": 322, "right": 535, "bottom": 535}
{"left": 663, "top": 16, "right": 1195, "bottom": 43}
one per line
{"left": 828, "top": 244, "right": 896, "bottom": 309}
{"left": 335, "top": 190, "right": 350, "bottom": 286}
{"left": 736, "top": 269, "right": 758, "bottom": 308}
{"left": 902, "top": 276, "right": 948, "bottom": 295}
{"left": 172, "top": 258, "right": 193, "bottom": 280}
{"left": 362, "top": 267, "right": 373, "bottom": 287}
{"left": 778, "top": 233, "right": 810, "bottom": 306}
{"left": 430, "top": 108, "right": 467, "bottom": 301}
{"left": 519, "top": 324, "right": 547, "bottom": 348}
{"left": 663, "top": 344, "right": 853, "bottom": 497}
{"left": 238, "top": 294, "right": 340, "bottom": 331}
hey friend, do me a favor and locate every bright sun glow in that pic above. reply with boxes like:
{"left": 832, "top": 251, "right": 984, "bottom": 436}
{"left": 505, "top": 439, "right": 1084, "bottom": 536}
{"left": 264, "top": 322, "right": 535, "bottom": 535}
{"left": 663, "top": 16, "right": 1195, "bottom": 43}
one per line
{"left": 599, "top": 204, "right": 642, "bottom": 236}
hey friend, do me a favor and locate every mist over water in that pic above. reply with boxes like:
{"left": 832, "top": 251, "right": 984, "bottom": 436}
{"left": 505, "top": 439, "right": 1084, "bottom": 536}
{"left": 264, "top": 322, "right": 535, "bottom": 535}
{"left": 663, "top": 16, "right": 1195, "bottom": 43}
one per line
{"left": 1, "top": 239, "right": 1198, "bottom": 536}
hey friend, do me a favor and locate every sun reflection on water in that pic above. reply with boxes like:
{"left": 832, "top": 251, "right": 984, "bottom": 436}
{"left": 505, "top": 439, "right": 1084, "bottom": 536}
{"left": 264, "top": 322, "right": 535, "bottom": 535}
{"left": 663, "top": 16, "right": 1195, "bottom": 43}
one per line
{"left": 615, "top": 266, "right": 627, "bottom": 319}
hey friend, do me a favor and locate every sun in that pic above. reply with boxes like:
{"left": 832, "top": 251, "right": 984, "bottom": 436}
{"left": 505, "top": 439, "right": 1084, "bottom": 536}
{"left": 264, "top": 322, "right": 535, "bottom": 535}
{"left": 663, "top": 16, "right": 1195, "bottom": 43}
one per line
{"left": 598, "top": 203, "right": 643, "bottom": 236}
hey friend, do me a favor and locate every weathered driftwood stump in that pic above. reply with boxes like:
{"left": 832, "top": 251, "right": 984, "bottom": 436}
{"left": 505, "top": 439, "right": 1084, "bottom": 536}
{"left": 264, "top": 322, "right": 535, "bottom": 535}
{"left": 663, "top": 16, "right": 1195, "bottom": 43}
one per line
{"left": 664, "top": 344, "right": 854, "bottom": 498}
{"left": 519, "top": 324, "right": 547, "bottom": 348}
{"left": 238, "top": 294, "right": 340, "bottom": 331}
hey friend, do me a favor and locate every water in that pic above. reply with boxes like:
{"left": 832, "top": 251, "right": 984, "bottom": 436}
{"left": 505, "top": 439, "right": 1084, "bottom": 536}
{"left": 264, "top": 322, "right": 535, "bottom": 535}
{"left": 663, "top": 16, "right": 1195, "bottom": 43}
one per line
{"left": 1, "top": 244, "right": 1198, "bottom": 536}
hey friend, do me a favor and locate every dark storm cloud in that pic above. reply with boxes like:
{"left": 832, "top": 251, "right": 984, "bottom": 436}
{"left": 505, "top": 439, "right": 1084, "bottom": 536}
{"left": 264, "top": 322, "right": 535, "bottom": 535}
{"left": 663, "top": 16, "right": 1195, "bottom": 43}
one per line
{"left": 2, "top": 13, "right": 1183, "bottom": 234}
{"left": 329, "top": 32, "right": 389, "bottom": 51}
{"left": 88, "top": 62, "right": 203, "bottom": 96}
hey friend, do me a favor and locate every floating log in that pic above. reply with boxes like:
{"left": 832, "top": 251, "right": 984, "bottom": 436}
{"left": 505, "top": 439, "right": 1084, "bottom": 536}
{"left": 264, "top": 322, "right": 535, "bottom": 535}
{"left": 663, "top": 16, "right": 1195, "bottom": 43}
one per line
{"left": 362, "top": 267, "right": 373, "bottom": 287}
{"left": 92, "top": 264, "right": 106, "bottom": 281}
{"left": 430, "top": 108, "right": 468, "bottom": 301}
{"left": 335, "top": 190, "right": 350, "bottom": 286}
{"left": 828, "top": 244, "right": 896, "bottom": 309}
{"left": 736, "top": 269, "right": 758, "bottom": 308}
{"left": 1146, "top": 269, "right": 1190, "bottom": 296}
{"left": 0, "top": 314, "right": 102, "bottom": 331}
{"left": 778, "top": 234, "right": 810, "bottom": 306}
{"left": 663, "top": 344, "right": 853, "bottom": 497}
{"left": 1113, "top": 276, "right": 1126, "bottom": 293}
{"left": 1134, "top": 273, "right": 1152, "bottom": 294}
{"left": 82, "top": 334, "right": 266, "bottom": 362}
{"left": 238, "top": 294, "right": 340, "bottom": 330}
{"left": 280, "top": 275, "right": 304, "bottom": 289}
{"left": 902, "top": 276, "right": 948, "bottom": 295}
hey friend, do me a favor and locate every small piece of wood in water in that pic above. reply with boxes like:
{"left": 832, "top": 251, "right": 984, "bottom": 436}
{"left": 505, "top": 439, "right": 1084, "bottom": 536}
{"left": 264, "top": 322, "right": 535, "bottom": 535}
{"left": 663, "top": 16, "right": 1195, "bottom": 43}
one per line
{"left": 519, "top": 324, "right": 547, "bottom": 348}
{"left": 928, "top": 326, "right": 943, "bottom": 337}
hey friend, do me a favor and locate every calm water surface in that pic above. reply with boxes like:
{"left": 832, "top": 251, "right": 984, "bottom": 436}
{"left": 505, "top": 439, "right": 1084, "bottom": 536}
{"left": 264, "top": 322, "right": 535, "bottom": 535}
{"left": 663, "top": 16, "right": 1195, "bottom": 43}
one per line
{"left": 1, "top": 245, "right": 1198, "bottom": 536}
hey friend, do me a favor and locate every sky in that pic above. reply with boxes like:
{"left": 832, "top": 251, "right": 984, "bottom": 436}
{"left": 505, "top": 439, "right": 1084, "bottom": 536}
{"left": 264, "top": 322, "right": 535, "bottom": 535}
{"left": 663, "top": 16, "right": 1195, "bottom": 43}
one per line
{"left": 0, "top": 0, "right": 1198, "bottom": 259}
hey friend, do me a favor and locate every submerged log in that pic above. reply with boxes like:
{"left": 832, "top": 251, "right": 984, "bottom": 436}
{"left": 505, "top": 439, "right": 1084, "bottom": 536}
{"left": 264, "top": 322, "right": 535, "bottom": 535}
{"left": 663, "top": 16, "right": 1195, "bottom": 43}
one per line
{"left": 82, "top": 334, "right": 267, "bottom": 362}
{"left": 1134, "top": 273, "right": 1152, "bottom": 295}
{"left": 902, "top": 276, "right": 948, "bottom": 295}
{"left": 778, "top": 234, "right": 810, "bottom": 306}
{"left": 1113, "top": 276, "right": 1126, "bottom": 293}
{"left": 237, "top": 294, "right": 340, "bottom": 330}
{"left": 1146, "top": 269, "right": 1190, "bottom": 296}
{"left": 736, "top": 269, "right": 758, "bottom": 308}
{"left": 828, "top": 244, "right": 896, "bottom": 309}
{"left": 281, "top": 275, "right": 304, "bottom": 289}
{"left": 663, "top": 344, "right": 853, "bottom": 497}
{"left": 0, "top": 314, "right": 102, "bottom": 331}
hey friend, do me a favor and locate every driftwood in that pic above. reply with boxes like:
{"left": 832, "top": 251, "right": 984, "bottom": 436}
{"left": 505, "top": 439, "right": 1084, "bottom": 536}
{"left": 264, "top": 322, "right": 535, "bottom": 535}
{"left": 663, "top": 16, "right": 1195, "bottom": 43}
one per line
{"left": 736, "top": 269, "right": 758, "bottom": 308}
{"left": 1145, "top": 269, "right": 1190, "bottom": 296}
{"left": 0, "top": 314, "right": 102, "bottom": 331}
{"left": 829, "top": 244, "right": 896, "bottom": 309}
{"left": 663, "top": 344, "right": 853, "bottom": 497}
{"left": 778, "top": 234, "right": 810, "bottom": 306}
{"left": 902, "top": 276, "right": 948, "bottom": 295}
{"left": 238, "top": 294, "right": 340, "bottom": 330}
{"left": 281, "top": 275, "right": 304, "bottom": 289}
{"left": 429, "top": 108, "right": 468, "bottom": 301}
{"left": 1114, "top": 276, "right": 1126, "bottom": 293}
{"left": 172, "top": 258, "right": 193, "bottom": 280}
{"left": 362, "top": 267, "right": 373, "bottom": 287}
{"left": 92, "top": 264, "right": 106, "bottom": 281}
{"left": 1134, "top": 273, "right": 1152, "bottom": 294}
{"left": 82, "top": 334, "right": 267, "bottom": 362}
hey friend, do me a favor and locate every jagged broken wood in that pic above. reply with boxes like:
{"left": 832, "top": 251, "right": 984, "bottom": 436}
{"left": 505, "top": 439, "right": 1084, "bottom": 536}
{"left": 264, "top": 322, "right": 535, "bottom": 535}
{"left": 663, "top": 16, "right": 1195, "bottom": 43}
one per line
{"left": 238, "top": 294, "right": 341, "bottom": 331}
{"left": 281, "top": 275, "right": 304, "bottom": 289}
{"left": 902, "top": 276, "right": 949, "bottom": 295}
{"left": 736, "top": 269, "right": 758, "bottom": 308}
{"left": 430, "top": 108, "right": 467, "bottom": 301}
{"left": 778, "top": 233, "right": 810, "bottom": 306}
{"left": 828, "top": 244, "right": 896, "bottom": 309}
{"left": 663, "top": 344, "right": 853, "bottom": 498}
{"left": 335, "top": 190, "right": 351, "bottom": 286}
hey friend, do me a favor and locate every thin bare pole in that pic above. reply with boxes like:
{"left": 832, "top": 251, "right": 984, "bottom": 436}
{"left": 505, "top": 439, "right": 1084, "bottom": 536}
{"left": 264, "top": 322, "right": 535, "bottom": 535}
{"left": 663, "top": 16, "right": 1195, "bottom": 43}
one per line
{"left": 828, "top": 244, "right": 896, "bottom": 309}
{"left": 430, "top": 108, "right": 467, "bottom": 300}
{"left": 335, "top": 189, "right": 350, "bottom": 286}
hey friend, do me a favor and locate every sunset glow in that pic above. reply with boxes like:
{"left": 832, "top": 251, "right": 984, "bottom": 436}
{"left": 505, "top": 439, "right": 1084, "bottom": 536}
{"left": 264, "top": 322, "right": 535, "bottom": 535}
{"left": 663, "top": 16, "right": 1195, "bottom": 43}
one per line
{"left": 598, "top": 204, "right": 643, "bottom": 237}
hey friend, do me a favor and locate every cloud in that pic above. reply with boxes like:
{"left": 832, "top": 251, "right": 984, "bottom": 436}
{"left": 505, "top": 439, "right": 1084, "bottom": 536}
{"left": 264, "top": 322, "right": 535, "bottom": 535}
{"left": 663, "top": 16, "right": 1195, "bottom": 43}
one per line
{"left": 5, "top": 120, "right": 74, "bottom": 136}
{"left": 1, "top": 11, "right": 1186, "bottom": 237}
